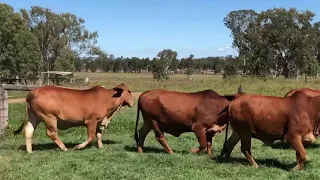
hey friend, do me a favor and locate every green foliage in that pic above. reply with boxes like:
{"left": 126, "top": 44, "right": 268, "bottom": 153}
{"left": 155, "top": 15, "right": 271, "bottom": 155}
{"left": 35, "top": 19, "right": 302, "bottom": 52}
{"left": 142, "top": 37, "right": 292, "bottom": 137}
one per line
{"left": 152, "top": 58, "right": 169, "bottom": 81}
{"left": 0, "top": 3, "right": 42, "bottom": 79}
{"left": 20, "top": 5, "right": 99, "bottom": 71}
{"left": 54, "top": 47, "right": 76, "bottom": 72}
{"left": 224, "top": 8, "right": 320, "bottom": 78}
{"left": 184, "top": 54, "right": 195, "bottom": 79}
{"left": 151, "top": 49, "right": 178, "bottom": 81}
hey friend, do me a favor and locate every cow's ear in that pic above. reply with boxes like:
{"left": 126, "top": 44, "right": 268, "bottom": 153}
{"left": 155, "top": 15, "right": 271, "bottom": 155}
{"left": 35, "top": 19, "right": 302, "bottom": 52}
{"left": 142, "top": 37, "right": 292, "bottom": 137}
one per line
{"left": 223, "top": 95, "right": 235, "bottom": 101}
{"left": 112, "top": 87, "right": 124, "bottom": 97}
{"left": 114, "top": 83, "right": 127, "bottom": 90}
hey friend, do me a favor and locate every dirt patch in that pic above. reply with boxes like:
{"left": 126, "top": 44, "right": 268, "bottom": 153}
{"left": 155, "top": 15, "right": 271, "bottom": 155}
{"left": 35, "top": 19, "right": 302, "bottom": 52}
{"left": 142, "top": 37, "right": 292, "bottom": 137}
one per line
{"left": 8, "top": 98, "right": 26, "bottom": 103}
{"left": 8, "top": 92, "right": 143, "bottom": 104}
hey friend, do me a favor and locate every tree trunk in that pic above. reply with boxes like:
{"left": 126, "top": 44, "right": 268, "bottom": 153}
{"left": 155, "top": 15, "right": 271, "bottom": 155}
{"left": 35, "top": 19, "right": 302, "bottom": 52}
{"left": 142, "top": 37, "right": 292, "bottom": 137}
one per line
{"left": 305, "top": 74, "right": 307, "bottom": 82}
{"left": 283, "top": 64, "right": 289, "bottom": 78}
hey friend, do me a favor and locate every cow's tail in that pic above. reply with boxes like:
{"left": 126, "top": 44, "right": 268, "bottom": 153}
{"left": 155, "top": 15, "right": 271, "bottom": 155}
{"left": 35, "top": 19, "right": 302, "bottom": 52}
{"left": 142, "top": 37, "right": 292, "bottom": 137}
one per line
{"left": 134, "top": 101, "right": 141, "bottom": 146}
{"left": 217, "top": 102, "right": 231, "bottom": 157}
{"left": 14, "top": 100, "right": 29, "bottom": 136}
{"left": 219, "top": 84, "right": 243, "bottom": 157}
{"left": 219, "top": 116, "right": 230, "bottom": 157}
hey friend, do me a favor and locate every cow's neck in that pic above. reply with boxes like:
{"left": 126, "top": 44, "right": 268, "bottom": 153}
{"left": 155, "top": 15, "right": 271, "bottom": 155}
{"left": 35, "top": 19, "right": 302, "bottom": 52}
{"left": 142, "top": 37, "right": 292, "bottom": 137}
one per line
{"left": 99, "top": 98, "right": 123, "bottom": 130}
{"left": 105, "top": 97, "right": 123, "bottom": 118}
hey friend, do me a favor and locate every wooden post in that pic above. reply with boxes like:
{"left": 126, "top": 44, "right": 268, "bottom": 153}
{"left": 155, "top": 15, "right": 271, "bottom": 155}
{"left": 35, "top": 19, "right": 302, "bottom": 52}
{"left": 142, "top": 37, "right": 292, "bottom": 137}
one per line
{"left": 0, "top": 89, "right": 8, "bottom": 136}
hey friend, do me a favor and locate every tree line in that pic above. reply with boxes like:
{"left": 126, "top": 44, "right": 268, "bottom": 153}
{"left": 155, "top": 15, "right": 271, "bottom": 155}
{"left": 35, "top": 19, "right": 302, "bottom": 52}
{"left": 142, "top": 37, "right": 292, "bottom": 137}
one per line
{"left": 1, "top": 3, "right": 320, "bottom": 82}
{"left": 77, "top": 52, "right": 237, "bottom": 78}
{"left": 224, "top": 8, "right": 320, "bottom": 79}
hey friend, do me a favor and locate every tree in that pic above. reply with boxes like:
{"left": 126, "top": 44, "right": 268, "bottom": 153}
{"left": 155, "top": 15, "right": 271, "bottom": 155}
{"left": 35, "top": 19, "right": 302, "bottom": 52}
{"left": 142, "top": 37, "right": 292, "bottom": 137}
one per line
{"left": 259, "top": 8, "right": 316, "bottom": 78}
{"left": 0, "top": 3, "right": 42, "bottom": 81}
{"left": 20, "top": 6, "right": 99, "bottom": 72}
{"left": 151, "top": 58, "right": 169, "bottom": 81}
{"left": 185, "top": 54, "right": 195, "bottom": 79}
{"left": 152, "top": 49, "right": 178, "bottom": 80}
{"left": 54, "top": 47, "right": 76, "bottom": 71}
{"left": 224, "top": 8, "right": 318, "bottom": 78}
{"left": 156, "top": 49, "right": 178, "bottom": 74}
{"left": 313, "top": 22, "right": 320, "bottom": 64}
{"left": 224, "top": 10, "right": 258, "bottom": 75}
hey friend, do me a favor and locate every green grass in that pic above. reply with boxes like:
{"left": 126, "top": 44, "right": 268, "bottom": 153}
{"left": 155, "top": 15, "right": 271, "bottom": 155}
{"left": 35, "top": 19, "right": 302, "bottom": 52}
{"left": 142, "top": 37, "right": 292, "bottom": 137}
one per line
{"left": 7, "top": 90, "right": 28, "bottom": 99}
{"left": 2, "top": 103, "right": 320, "bottom": 180}
{"left": 3, "top": 73, "right": 320, "bottom": 179}
{"left": 75, "top": 72, "right": 320, "bottom": 95}
{"left": 8, "top": 73, "right": 320, "bottom": 98}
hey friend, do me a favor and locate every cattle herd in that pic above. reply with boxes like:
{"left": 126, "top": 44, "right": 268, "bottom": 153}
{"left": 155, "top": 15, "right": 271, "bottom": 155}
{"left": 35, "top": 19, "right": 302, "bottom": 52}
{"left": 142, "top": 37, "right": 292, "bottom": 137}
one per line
{"left": 11, "top": 83, "right": 320, "bottom": 171}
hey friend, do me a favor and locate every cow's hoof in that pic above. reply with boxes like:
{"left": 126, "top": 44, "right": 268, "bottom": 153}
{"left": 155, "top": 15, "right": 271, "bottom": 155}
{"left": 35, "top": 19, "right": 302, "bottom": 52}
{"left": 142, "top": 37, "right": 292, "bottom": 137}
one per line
{"left": 62, "top": 148, "right": 68, "bottom": 151}
{"left": 137, "top": 147, "right": 143, "bottom": 153}
{"left": 189, "top": 148, "right": 200, "bottom": 154}
{"left": 293, "top": 165, "right": 303, "bottom": 171}
{"left": 168, "top": 150, "right": 174, "bottom": 154}
{"left": 252, "top": 164, "right": 259, "bottom": 168}
{"left": 73, "top": 145, "right": 83, "bottom": 150}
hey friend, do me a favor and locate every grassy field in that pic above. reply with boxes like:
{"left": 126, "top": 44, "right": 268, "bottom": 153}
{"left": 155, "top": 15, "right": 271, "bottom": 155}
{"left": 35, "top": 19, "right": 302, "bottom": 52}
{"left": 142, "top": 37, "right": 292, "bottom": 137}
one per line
{"left": 3, "top": 73, "right": 320, "bottom": 180}
{"left": 8, "top": 72, "right": 320, "bottom": 98}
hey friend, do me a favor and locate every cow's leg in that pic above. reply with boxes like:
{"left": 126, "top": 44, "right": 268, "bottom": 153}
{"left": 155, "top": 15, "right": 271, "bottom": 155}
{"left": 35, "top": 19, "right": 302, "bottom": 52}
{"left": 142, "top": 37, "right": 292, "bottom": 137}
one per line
{"left": 74, "top": 119, "right": 98, "bottom": 150}
{"left": 151, "top": 121, "right": 173, "bottom": 154}
{"left": 96, "top": 128, "right": 104, "bottom": 149}
{"left": 96, "top": 117, "right": 111, "bottom": 149}
{"left": 43, "top": 117, "right": 67, "bottom": 151}
{"left": 137, "top": 121, "right": 152, "bottom": 153}
{"left": 240, "top": 134, "right": 259, "bottom": 168}
{"left": 24, "top": 110, "right": 40, "bottom": 153}
{"left": 221, "top": 131, "right": 240, "bottom": 158}
{"left": 286, "top": 136, "right": 307, "bottom": 171}
{"left": 205, "top": 131, "right": 214, "bottom": 158}
{"left": 189, "top": 125, "right": 207, "bottom": 154}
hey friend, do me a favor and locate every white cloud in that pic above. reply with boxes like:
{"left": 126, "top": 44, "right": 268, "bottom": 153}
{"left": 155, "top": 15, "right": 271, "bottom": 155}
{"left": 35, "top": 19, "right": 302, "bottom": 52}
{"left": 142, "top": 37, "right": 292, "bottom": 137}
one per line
{"left": 225, "top": 46, "right": 231, "bottom": 49}
{"left": 217, "top": 48, "right": 224, "bottom": 51}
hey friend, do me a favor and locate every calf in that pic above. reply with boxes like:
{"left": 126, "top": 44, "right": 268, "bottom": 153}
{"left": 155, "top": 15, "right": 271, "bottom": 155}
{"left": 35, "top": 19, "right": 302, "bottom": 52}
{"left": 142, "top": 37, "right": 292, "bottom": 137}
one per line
{"left": 14, "top": 83, "right": 135, "bottom": 153}
{"left": 134, "top": 88, "right": 241, "bottom": 157}
{"left": 219, "top": 91, "right": 320, "bottom": 170}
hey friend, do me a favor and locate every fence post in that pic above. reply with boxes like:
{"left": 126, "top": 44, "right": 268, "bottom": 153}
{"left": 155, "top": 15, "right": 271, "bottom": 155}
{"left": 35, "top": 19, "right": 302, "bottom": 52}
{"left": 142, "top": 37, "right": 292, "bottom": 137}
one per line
{"left": 0, "top": 88, "right": 8, "bottom": 136}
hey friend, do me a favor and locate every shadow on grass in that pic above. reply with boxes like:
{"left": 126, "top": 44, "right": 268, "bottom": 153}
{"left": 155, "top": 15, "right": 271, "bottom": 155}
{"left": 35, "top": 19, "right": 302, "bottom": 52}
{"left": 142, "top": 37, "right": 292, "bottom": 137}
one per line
{"left": 214, "top": 156, "right": 311, "bottom": 171}
{"left": 263, "top": 141, "right": 320, "bottom": 150}
{"left": 124, "top": 145, "right": 168, "bottom": 154}
{"left": 17, "top": 139, "right": 119, "bottom": 151}
{"left": 124, "top": 145, "right": 190, "bottom": 154}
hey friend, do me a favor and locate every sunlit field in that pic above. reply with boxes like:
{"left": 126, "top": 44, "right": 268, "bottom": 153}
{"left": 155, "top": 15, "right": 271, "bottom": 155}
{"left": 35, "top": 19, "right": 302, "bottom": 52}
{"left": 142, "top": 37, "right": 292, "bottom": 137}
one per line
{"left": 8, "top": 72, "right": 320, "bottom": 98}
{"left": 3, "top": 73, "right": 320, "bottom": 180}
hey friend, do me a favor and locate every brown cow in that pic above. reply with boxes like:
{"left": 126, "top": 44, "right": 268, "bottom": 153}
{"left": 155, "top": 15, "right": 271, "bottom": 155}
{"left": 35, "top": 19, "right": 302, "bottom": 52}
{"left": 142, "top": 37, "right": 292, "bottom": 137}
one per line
{"left": 285, "top": 88, "right": 320, "bottom": 136}
{"left": 134, "top": 88, "right": 242, "bottom": 158}
{"left": 219, "top": 91, "right": 320, "bottom": 170}
{"left": 285, "top": 88, "right": 320, "bottom": 98}
{"left": 14, "top": 83, "right": 135, "bottom": 153}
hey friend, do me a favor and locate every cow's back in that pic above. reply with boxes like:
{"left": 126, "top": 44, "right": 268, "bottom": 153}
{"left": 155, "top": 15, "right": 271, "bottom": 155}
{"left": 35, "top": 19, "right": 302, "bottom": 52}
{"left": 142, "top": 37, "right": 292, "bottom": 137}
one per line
{"left": 138, "top": 89, "right": 230, "bottom": 135}
{"left": 138, "top": 89, "right": 199, "bottom": 122}
{"left": 229, "top": 94, "right": 295, "bottom": 139}
{"left": 28, "top": 86, "right": 105, "bottom": 120}
{"left": 285, "top": 88, "right": 320, "bottom": 97}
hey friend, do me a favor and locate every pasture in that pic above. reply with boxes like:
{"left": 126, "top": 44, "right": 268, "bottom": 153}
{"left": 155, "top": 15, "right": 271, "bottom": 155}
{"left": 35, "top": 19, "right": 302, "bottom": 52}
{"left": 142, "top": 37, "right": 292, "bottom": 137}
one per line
{"left": 2, "top": 73, "right": 320, "bottom": 180}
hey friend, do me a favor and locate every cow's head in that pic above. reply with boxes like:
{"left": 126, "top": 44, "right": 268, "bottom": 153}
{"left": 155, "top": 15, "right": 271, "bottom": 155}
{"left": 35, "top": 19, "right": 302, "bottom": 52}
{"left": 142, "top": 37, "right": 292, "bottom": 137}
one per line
{"left": 112, "top": 83, "right": 135, "bottom": 107}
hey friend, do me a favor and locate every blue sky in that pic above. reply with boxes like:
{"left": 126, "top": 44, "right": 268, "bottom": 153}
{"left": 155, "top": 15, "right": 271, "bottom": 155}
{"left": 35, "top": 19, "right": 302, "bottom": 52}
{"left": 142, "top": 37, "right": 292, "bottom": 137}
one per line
{"left": 2, "top": 0, "right": 320, "bottom": 58}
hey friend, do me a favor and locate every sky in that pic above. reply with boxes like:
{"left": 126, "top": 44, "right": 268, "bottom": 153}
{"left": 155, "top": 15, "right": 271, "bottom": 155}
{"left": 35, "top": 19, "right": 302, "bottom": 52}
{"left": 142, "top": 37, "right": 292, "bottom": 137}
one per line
{"left": 2, "top": 0, "right": 320, "bottom": 58}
